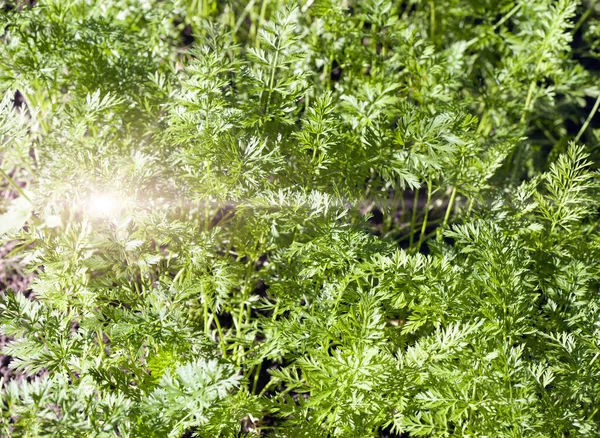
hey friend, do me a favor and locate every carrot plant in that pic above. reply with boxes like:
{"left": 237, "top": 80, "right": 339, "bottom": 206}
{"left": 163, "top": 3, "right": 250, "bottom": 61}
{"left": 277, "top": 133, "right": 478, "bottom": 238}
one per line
{"left": 1, "top": 0, "right": 600, "bottom": 436}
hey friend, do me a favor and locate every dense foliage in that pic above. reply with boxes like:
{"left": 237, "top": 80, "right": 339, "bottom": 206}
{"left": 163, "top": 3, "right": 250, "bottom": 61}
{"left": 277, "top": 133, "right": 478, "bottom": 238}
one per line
{"left": 1, "top": 0, "right": 600, "bottom": 436}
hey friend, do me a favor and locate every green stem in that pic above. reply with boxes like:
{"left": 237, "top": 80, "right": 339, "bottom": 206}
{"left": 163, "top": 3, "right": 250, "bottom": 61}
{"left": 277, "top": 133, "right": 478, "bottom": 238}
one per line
{"left": 327, "top": 405, "right": 341, "bottom": 435}
{"left": 467, "top": 196, "right": 475, "bottom": 217}
{"left": 255, "top": 0, "right": 269, "bottom": 48}
{"left": 399, "top": 195, "right": 406, "bottom": 224}
{"left": 203, "top": 296, "right": 210, "bottom": 335}
{"left": 520, "top": 78, "right": 538, "bottom": 125}
{"left": 416, "top": 177, "right": 432, "bottom": 253}
{"left": 326, "top": 52, "right": 334, "bottom": 89}
{"left": 237, "top": 287, "right": 248, "bottom": 340}
{"left": 438, "top": 186, "right": 457, "bottom": 241}
{"left": 395, "top": 218, "right": 446, "bottom": 244}
{"left": 264, "top": 44, "right": 279, "bottom": 116}
{"left": 213, "top": 313, "right": 227, "bottom": 358}
{"left": 575, "top": 93, "right": 600, "bottom": 143}
{"left": 429, "top": 0, "right": 435, "bottom": 43}
{"left": 408, "top": 188, "right": 419, "bottom": 250}
{"left": 252, "top": 361, "right": 262, "bottom": 394}
{"left": 204, "top": 198, "right": 211, "bottom": 232}
{"left": 97, "top": 328, "right": 105, "bottom": 360}
{"left": 0, "top": 167, "right": 31, "bottom": 202}
{"left": 573, "top": 7, "right": 592, "bottom": 33}
{"left": 235, "top": 254, "right": 257, "bottom": 364}
{"left": 233, "top": 0, "right": 256, "bottom": 36}
{"left": 465, "top": 2, "right": 523, "bottom": 48}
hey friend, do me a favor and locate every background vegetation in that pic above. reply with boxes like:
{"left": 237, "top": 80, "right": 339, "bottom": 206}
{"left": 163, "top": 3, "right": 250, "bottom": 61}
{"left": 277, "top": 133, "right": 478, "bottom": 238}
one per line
{"left": 1, "top": 0, "right": 600, "bottom": 436}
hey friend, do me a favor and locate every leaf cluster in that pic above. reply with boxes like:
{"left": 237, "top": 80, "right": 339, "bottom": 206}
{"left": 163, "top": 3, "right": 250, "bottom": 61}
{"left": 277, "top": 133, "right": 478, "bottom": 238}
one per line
{"left": 1, "top": 0, "right": 600, "bottom": 437}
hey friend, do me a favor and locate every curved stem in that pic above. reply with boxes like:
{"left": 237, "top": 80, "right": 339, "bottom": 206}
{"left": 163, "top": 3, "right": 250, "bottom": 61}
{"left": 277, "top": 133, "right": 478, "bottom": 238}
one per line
{"left": 575, "top": 93, "right": 600, "bottom": 143}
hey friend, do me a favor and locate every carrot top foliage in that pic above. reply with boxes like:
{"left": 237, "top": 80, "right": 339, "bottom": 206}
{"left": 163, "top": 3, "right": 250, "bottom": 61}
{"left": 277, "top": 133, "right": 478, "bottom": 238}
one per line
{"left": 1, "top": 0, "right": 600, "bottom": 437}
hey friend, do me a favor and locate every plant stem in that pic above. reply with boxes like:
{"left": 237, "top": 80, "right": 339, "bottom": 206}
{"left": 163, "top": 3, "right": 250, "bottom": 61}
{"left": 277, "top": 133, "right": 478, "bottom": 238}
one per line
{"left": 438, "top": 186, "right": 457, "bottom": 241}
{"left": 573, "top": 7, "right": 592, "bottom": 33}
{"left": 233, "top": 0, "right": 257, "bottom": 36}
{"left": 264, "top": 44, "right": 279, "bottom": 115}
{"left": 0, "top": 167, "right": 31, "bottom": 202}
{"left": 326, "top": 52, "right": 334, "bottom": 89}
{"left": 408, "top": 188, "right": 419, "bottom": 250}
{"left": 429, "top": 1, "right": 435, "bottom": 43}
{"left": 396, "top": 217, "right": 445, "bottom": 243}
{"left": 575, "top": 93, "right": 600, "bottom": 143}
{"left": 97, "top": 328, "right": 105, "bottom": 359}
{"left": 204, "top": 198, "right": 211, "bottom": 231}
{"left": 416, "top": 177, "right": 432, "bottom": 253}
{"left": 465, "top": 2, "right": 522, "bottom": 48}
{"left": 399, "top": 195, "right": 406, "bottom": 224}
{"left": 520, "top": 78, "right": 537, "bottom": 125}
{"left": 467, "top": 196, "right": 475, "bottom": 217}
{"left": 252, "top": 361, "right": 262, "bottom": 394}
{"left": 255, "top": 0, "right": 269, "bottom": 48}
{"left": 203, "top": 296, "right": 210, "bottom": 334}
{"left": 213, "top": 313, "right": 227, "bottom": 358}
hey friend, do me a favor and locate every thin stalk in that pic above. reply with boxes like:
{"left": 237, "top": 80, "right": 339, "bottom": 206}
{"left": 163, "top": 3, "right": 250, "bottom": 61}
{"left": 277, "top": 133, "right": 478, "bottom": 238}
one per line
{"left": 233, "top": 0, "right": 256, "bottom": 36}
{"left": 467, "top": 196, "right": 475, "bottom": 217}
{"left": 252, "top": 361, "right": 262, "bottom": 394}
{"left": 203, "top": 296, "right": 210, "bottom": 335}
{"left": 521, "top": 17, "right": 554, "bottom": 127}
{"left": 255, "top": 0, "right": 269, "bottom": 48}
{"left": 399, "top": 195, "right": 406, "bottom": 224}
{"left": 573, "top": 7, "right": 592, "bottom": 33}
{"left": 237, "top": 286, "right": 248, "bottom": 343}
{"left": 40, "top": 334, "right": 78, "bottom": 382}
{"left": 535, "top": 120, "right": 558, "bottom": 143}
{"left": 520, "top": 78, "right": 538, "bottom": 125}
{"left": 251, "top": 303, "right": 280, "bottom": 396}
{"left": 96, "top": 328, "right": 105, "bottom": 360}
{"left": 235, "top": 252, "right": 258, "bottom": 364}
{"left": 438, "top": 186, "right": 457, "bottom": 241}
{"left": 395, "top": 217, "right": 446, "bottom": 244}
{"left": 421, "top": 227, "right": 441, "bottom": 242}
{"left": 213, "top": 313, "right": 227, "bottom": 358}
{"left": 204, "top": 197, "right": 211, "bottom": 232}
{"left": 383, "top": 204, "right": 394, "bottom": 237}
{"left": 264, "top": 45, "right": 279, "bottom": 115}
{"left": 271, "top": 301, "right": 280, "bottom": 321}
{"left": 326, "top": 52, "right": 334, "bottom": 89}
{"left": 408, "top": 188, "right": 419, "bottom": 250}
{"left": 465, "top": 2, "right": 523, "bottom": 48}
{"left": 326, "top": 406, "right": 341, "bottom": 436}
{"left": 0, "top": 167, "right": 31, "bottom": 202}
{"left": 5, "top": 239, "right": 35, "bottom": 258}
{"left": 509, "top": 142, "right": 529, "bottom": 183}
{"left": 416, "top": 177, "right": 432, "bottom": 253}
{"left": 575, "top": 93, "right": 600, "bottom": 143}
{"left": 429, "top": 0, "right": 435, "bottom": 43}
